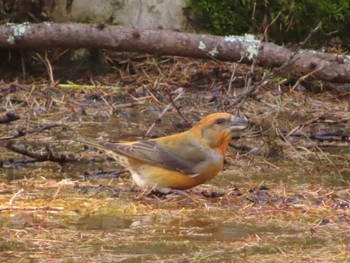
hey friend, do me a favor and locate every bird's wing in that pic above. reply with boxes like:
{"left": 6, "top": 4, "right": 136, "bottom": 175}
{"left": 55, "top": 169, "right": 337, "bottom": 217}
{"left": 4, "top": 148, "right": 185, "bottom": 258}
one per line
{"left": 99, "top": 140, "right": 206, "bottom": 174}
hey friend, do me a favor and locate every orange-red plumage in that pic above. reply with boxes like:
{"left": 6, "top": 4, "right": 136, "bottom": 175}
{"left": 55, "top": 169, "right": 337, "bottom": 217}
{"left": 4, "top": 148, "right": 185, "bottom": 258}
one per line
{"left": 82, "top": 112, "right": 248, "bottom": 192}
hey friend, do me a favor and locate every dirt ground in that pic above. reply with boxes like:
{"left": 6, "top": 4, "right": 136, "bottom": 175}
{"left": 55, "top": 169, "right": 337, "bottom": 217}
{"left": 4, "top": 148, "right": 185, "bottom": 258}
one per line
{"left": 0, "top": 53, "right": 349, "bottom": 262}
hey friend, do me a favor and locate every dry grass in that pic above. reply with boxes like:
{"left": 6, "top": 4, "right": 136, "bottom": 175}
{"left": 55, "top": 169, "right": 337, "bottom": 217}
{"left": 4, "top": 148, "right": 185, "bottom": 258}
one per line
{"left": 0, "top": 53, "right": 349, "bottom": 262}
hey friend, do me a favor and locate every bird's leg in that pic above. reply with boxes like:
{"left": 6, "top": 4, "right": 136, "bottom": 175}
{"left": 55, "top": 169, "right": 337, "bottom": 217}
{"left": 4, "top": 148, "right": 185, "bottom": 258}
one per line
{"left": 134, "top": 186, "right": 154, "bottom": 199}
{"left": 167, "top": 189, "right": 201, "bottom": 204}
{"left": 134, "top": 187, "right": 201, "bottom": 204}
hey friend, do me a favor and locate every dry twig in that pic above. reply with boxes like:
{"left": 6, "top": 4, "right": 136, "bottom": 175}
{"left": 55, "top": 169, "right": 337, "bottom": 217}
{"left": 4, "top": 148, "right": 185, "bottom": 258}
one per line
{"left": 144, "top": 88, "right": 184, "bottom": 137}
{"left": 9, "top": 189, "right": 24, "bottom": 206}
{"left": 3, "top": 141, "right": 77, "bottom": 163}
{"left": 0, "top": 206, "right": 64, "bottom": 212}
{"left": 0, "top": 123, "right": 60, "bottom": 141}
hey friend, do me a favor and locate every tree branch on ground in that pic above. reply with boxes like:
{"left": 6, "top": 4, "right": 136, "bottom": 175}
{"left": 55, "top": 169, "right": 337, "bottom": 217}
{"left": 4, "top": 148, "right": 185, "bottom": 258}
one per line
{"left": 0, "top": 23, "right": 349, "bottom": 83}
{"left": 3, "top": 141, "right": 78, "bottom": 163}
{"left": 0, "top": 123, "right": 60, "bottom": 141}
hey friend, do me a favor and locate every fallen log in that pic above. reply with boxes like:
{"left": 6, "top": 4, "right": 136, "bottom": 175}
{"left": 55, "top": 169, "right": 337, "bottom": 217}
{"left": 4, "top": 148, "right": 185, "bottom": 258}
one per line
{"left": 0, "top": 23, "right": 349, "bottom": 83}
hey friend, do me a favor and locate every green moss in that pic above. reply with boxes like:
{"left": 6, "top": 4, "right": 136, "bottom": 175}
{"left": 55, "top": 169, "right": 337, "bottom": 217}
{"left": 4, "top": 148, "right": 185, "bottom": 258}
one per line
{"left": 185, "top": 0, "right": 350, "bottom": 48}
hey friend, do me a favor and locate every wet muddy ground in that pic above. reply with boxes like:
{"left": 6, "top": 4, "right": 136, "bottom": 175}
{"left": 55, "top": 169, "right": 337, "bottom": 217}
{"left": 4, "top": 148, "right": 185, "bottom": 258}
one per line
{"left": 0, "top": 54, "right": 349, "bottom": 262}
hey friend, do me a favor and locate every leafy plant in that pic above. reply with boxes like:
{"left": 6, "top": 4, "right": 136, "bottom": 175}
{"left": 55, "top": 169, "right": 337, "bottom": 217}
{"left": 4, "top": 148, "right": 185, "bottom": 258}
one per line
{"left": 185, "top": 0, "right": 350, "bottom": 48}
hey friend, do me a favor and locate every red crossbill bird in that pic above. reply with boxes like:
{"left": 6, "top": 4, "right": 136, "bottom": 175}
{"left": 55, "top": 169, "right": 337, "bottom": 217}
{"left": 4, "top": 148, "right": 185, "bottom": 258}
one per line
{"left": 80, "top": 112, "right": 248, "bottom": 193}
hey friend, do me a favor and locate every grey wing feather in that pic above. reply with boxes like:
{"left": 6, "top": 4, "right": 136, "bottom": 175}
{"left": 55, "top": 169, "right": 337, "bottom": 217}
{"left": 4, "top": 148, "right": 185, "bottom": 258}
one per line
{"left": 99, "top": 140, "right": 204, "bottom": 174}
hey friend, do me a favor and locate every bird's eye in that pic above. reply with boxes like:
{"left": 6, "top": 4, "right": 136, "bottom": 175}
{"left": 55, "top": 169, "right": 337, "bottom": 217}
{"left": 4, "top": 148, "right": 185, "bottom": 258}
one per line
{"left": 215, "top": 118, "right": 226, "bottom": 125}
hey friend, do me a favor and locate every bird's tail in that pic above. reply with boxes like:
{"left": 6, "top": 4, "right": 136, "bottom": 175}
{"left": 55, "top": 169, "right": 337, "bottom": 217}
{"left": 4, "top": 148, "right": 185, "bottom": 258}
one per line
{"left": 75, "top": 138, "right": 129, "bottom": 166}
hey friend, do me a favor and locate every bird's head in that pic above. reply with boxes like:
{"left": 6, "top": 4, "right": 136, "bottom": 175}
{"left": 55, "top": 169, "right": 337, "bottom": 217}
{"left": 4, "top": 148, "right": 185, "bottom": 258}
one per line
{"left": 193, "top": 112, "right": 248, "bottom": 151}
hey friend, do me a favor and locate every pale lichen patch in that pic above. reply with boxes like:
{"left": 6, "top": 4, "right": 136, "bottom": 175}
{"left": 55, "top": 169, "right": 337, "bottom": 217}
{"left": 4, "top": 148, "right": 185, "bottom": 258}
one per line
{"left": 12, "top": 23, "right": 30, "bottom": 37}
{"left": 6, "top": 35, "right": 15, "bottom": 45}
{"left": 6, "top": 23, "right": 31, "bottom": 45}
{"left": 209, "top": 46, "right": 219, "bottom": 57}
{"left": 345, "top": 56, "right": 350, "bottom": 64}
{"left": 198, "top": 41, "right": 206, "bottom": 51}
{"left": 224, "top": 34, "right": 261, "bottom": 61}
{"left": 199, "top": 41, "right": 219, "bottom": 57}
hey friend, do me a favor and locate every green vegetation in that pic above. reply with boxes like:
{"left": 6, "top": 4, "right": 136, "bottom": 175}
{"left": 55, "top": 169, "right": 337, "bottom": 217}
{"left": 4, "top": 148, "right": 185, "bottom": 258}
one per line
{"left": 185, "top": 0, "right": 350, "bottom": 48}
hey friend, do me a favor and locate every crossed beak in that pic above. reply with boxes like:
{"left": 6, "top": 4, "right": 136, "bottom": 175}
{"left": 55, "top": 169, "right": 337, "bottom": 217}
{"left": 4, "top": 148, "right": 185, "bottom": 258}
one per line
{"left": 229, "top": 116, "right": 249, "bottom": 132}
